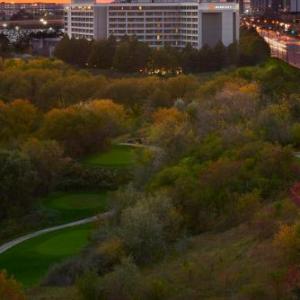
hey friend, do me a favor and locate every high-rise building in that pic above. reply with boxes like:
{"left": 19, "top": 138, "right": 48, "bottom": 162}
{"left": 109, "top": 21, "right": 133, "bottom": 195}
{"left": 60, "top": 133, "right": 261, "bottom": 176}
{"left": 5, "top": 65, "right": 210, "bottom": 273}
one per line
{"left": 250, "top": 0, "right": 284, "bottom": 14}
{"left": 283, "top": 0, "right": 300, "bottom": 12}
{"left": 64, "top": 0, "right": 239, "bottom": 49}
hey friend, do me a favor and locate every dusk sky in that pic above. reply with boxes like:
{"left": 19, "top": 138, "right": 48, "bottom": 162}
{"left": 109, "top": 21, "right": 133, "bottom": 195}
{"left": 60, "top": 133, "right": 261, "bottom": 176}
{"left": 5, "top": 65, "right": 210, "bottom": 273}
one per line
{"left": 2, "top": 0, "right": 69, "bottom": 3}
{"left": 1, "top": 0, "right": 112, "bottom": 3}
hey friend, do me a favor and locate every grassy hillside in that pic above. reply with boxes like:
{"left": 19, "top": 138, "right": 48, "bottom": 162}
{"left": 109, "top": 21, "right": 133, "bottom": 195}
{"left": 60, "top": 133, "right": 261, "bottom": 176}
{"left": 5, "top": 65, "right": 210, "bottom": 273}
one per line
{"left": 0, "top": 224, "right": 92, "bottom": 287}
{"left": 81, "top": 145, "right": 137, "bottom": 167}
{"left": 42, "top": 191, "right": 107, "bottom": 223}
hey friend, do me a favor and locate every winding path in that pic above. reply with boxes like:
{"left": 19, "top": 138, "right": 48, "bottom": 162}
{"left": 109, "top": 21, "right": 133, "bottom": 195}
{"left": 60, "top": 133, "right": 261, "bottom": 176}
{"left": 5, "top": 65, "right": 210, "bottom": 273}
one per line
{"left": 0, "top": 143, "right": 155, "bottom": 256}
{"left": 0, "top": 211, "right": 113, "bottom": 255}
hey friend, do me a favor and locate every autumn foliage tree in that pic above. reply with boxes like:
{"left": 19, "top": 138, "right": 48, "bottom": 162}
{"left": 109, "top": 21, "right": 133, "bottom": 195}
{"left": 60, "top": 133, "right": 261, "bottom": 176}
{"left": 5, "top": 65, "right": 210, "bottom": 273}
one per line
{"left": 0, "top": 99, "right": 40, "bottom": 144}
{"left": 0, "top": 271, "right": 25, "bottom": 300}
{"left": 21, "top": 138, "right": 69, "bottom": 194}
{"left": 148, "top": 107, "right": 194, "bottom": 160}
{"left": 0, "top": 150, "right": 38, "bottom": 219}
{"left": 41, "top": 99, "right": 127, "bottom": 157}
{"left": 274, "top": 223, "right": 300, "bottom": 263}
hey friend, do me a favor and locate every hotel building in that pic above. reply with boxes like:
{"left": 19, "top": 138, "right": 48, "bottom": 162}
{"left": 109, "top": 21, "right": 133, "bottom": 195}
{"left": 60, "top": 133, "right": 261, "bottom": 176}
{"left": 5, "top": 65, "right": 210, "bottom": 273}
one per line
{"left": 64, "top": 0, "right": 239, "bottom": 49}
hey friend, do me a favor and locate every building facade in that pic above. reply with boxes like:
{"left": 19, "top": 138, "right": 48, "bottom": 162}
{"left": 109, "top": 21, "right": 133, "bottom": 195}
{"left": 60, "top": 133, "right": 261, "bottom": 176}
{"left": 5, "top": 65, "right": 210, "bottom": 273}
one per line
{"left": 282, "top": 0, "right": 300, "bottom": 12}
{"left": 64, "top": 0, "right": 239, "bottom": 49}
{"left": 0, "top": 2, "right": 64, "bottom": 21}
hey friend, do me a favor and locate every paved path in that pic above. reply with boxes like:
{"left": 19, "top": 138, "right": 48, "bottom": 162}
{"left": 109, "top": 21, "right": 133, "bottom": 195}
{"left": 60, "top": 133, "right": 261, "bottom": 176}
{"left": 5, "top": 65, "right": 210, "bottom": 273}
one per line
{"left": 0, "top": 143, "right": 148, "bottom": 256}
{"left": 0, "top": 211, "right": 113, "bottom": 255}
{"left": 118, "top": 142, "right": 161, "bottom": 152}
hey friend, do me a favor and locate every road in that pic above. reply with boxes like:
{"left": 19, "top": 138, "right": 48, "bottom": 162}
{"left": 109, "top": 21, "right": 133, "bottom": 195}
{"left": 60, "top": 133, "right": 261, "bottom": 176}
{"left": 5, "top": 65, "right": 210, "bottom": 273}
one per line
{"left": 257, "top": 28, "right": 300, "bottom": 69}
{"left": 0, "top": 211, "right": 113, "bottom": 255}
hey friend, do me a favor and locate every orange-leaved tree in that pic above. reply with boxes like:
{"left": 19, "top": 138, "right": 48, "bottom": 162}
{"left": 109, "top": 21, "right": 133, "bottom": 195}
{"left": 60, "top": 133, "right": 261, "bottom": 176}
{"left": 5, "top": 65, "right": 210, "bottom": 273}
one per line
{"left": 0, "top": 270, "right": 25, "bottom": 300}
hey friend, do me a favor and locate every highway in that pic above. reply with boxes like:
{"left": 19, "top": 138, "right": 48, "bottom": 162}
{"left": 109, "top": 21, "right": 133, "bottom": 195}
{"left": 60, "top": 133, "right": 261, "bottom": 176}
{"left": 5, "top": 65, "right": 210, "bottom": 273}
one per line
{"left": 257, "top": 28, "right": 300, "bottom": 69}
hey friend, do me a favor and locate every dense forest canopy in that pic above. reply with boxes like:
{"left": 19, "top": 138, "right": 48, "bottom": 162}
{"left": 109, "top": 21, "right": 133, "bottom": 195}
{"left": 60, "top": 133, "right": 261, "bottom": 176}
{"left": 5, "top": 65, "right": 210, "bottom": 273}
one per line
{"left": 53, "top": 27, "right": 270, "bottom": 73}
{"left": 0, "top": 35, "right": 300, "bottom": 299}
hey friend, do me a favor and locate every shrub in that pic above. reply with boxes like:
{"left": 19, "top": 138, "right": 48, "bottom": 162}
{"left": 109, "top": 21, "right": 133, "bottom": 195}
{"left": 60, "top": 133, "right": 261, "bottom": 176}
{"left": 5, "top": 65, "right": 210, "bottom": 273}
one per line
{"left": 59, "top": 162, "right": 132, "bottom": 191}
{"left": 273, "top": 223, "right": 300, "bottom": 263}
{"left": 250, "top": 206, "right": 279, "bottom": 239}
{"left": 77, "top": 258, "right": 142, "bottom": 300}
{"left": 96, "top": 237, "right": 125, "bottom": 265}
{"left": 0, "top": 270, "right": 25, "bottom": 300}
{"left": 76, "top": 271, "right": 100, "bottom": 300}
{"left": 42, "top": 257, "right": 94, "bottom": 286}
{"left": 239, "top": 283, "right": 270, "bottom": 300}
{"left": 118, "top": 192, "right": 183, "bottom": 265}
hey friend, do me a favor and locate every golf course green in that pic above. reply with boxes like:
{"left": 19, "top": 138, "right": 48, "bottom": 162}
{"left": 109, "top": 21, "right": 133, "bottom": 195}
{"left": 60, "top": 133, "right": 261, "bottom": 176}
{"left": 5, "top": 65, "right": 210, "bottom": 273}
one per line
{"left": 42, "top": 191, "right": 107, "bottom": 223}
{"left": 82, "top": 144, "right": 137, "bottom": 167}
{"left": 0, "top": 224, "right": 92, "bottom": 287}
{"left": 0, "top": 144, "right": 138, "bottom": 287}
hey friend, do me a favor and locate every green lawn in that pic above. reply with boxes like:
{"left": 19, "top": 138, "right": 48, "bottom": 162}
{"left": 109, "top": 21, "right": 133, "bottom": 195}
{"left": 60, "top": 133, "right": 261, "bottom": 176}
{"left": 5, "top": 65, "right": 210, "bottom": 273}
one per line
{"left": 82, "top": 145, "right": 137, "bottom": 167}
{"left": 0, "top": 145, "right": 137, "bottom": 288}
{"left": 42, "top": 191, "right": 108, "bottom": 223}
{"left": 0, "top": 224, "right": 92, "bottom": 287}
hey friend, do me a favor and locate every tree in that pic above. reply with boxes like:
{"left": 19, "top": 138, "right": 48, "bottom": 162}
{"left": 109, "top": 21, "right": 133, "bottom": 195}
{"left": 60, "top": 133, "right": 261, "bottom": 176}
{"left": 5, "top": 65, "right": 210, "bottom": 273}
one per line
{"left": 213, "top": 42, "right": 227, "bottom": 69}
{"left": 21, "top": 138, "right": 69, "bottom": 194}
{"left": 54, "top": 35, "right": 71, "bottom": 63}
{"left": 274, "top": 223, "right": 300, "bottom": 263}
{"left": 0, "top": 34, "right": 9, "bottom": 57}
{"left": 41, "top": 99, "right": 127, "bottom": 157}
{"left": 149, "top": 47, "right": 180, "bottom": 73}
{"left": 0, "top": 271, "right": 25, "bottom": 300}
{"left": 113, "top": 37, "right": 151, "bottom": 72}
{"left": 88, "top": 36, "right": 116, "bottom": 69}
{"left": 257, "top": 102, "right": 292, "bottom": 144}
{"left": 117, "top": 192, "right": 182, "bottom": 265}
{"left": 238, "top": 27, "right": 270, "bottom": 66}
{"left": 0, "top": 150, "right": 37, "bottom": 219}
{"left": 181, "top": 43, "right": 199, "bottom": 73}
{"left": 113, "top": 39, "right": 132, "bottom": 72}
{"left": 227, "top": 42, "right": 238, "bottom": 65}
{"left": 0, "top": 99, "right": 40, "bottom": 145}
{"left": 148, "top": 107, "right": 194, "bottom": 160}
{"left": 13, "top": 34, "right": 30, "bottom": 53}
{"left": 54, "top": 36, "right": 92, "bottom": 67}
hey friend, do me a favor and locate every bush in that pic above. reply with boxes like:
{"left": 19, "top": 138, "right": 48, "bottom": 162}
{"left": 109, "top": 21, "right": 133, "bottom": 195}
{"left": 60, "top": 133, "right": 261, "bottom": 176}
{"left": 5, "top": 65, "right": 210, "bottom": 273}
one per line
{"left": 76, "top": 270, "right": 100, "bottom": 300}
{"left": 41, "top": 99, "right": 127, "bottom": 157}
{"left": 0, "top": 270, "right": 25, "bottom": 300}
{"left": 118, "top": 192, "right": 183, "bottom": 265}
{"left": 77, "top": 258, "right": 142, "bottom": 300}
{"left": 274, "top": 223, "right": 300, "bottom": 263}
{"left": 239, "top": 283, "right": 270, "bottom": 300}
{"left": 59, "top": 162, "right": 132, "bottom": 191}
{"left": 0, "top": 150, "right": 38, "bottom": 220}
{"left": 250, "top": 206, "right": 279, "bottom": 239}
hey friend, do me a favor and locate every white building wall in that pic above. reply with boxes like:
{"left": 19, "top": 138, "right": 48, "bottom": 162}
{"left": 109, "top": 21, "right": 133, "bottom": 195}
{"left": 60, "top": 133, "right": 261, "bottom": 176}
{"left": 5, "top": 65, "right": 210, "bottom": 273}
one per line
{"left": 64, "top": 2, "right": 239, "bottom": 48}
{"left": 222, "top": 11, "right": 234, "bottom": 46}
{"left": 94, "top": 6, "right": 108, "bottom": 39}
{"left": 197, "top": 12, "right": 202, "bottom": 48}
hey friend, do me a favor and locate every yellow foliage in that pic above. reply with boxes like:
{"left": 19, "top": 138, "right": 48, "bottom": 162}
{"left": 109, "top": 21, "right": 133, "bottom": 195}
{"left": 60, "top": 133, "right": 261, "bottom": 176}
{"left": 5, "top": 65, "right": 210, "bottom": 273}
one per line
{"left": 239, "top": 82, "right": 259, "bottom": 96}
{"left": 152, "top": 107, "right": 186, "bottom": 124}
{"left": 273, "top": 223, "right": 300, "bottom": 262}
{"left": 0, "top": 270, "right": 25, "bottom": 300}
{"left": 97, "top": 238, "right": 124, "bottom": 262}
